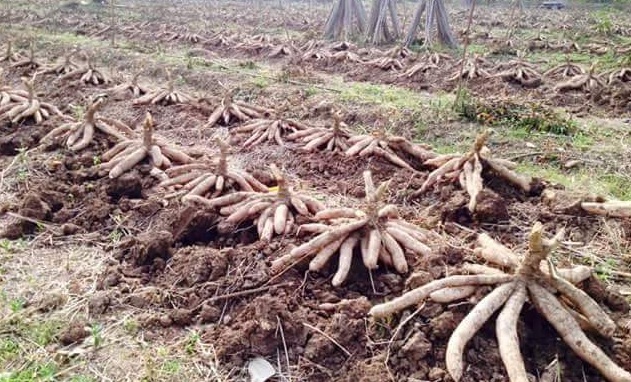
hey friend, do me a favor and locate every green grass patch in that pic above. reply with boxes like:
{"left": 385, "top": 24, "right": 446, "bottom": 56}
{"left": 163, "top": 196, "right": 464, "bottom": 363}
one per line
{"left": 336, "top": 81, "right": 426, "bottom": 111}
{"left": 455, "top": 94, "right": 577, "bottom": 136}
{"left": 517, "top": 162, "right": 631, "bottom": 199}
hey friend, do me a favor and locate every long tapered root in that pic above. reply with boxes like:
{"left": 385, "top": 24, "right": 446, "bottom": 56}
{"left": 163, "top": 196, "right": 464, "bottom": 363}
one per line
{"left": 369, "top": 222, "right": 625, "bottom": 382}
{"left": 273, "top": 170, "right": 435, "bottom": 285}
{"left": 183, "top": 165, "right": 323, "bottom": 241}
{"left": 496, "top": 283, "right": 529, "bottom": 382}
{"left": 529, "top": 283, "right": 631, "bottom": 382}
{"left": 98, "top": 112, "right": 193, "bottom": 178}
{"left": 417, "top": 131, "right": 532, "bottom": 211}
{"left": 0, "top": 77, "right": 65, "bottom": 125}
{"left": 40, "top": 97, "right": 132, "bottom": 151}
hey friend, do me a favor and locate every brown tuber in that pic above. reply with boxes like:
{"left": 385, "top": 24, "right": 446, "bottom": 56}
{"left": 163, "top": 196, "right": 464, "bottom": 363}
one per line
{"left": 370, "top": 222, "right": 630, "bottom": 382}
{"left": 159, "top": 139, "right": 268, "bottom": 199}
{"left": 271, "top": 171, "right": 436, "bottom": 286}
{"left": 183, "top": 164, "right": 324, "bottom": 241}
{"left": 416, "top": 130, "right": 533, "bottom": 212}
{"left": 41, "top": 96, "right": 133, "bottom": 151}
{"left": 286, "top": 109, "right": 352, "bottom": 152}
{"left": 98, "top": 112, "right": 193, "bottom": 178}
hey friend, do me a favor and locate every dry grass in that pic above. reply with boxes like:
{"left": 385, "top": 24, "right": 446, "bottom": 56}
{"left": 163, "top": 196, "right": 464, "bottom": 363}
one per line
{"left": 0, "top": 241, "right": 237, "bottom": 381}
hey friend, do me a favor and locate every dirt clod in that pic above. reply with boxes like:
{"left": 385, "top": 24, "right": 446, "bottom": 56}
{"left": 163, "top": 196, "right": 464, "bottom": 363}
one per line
{"left": 58, "top": 321, "right": 90, "bottom": 345}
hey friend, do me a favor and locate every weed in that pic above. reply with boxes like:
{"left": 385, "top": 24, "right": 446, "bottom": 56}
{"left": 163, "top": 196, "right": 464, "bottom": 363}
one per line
{"left": 90, "top": 324, "right": 103, "bottom": 349}
{"left": 161, "top": 359, "right": 181, "bottom": 375}
{"left": 92, "top": 155, "right": 101, "bottom": 166}
{"left": 9, "top": 298, "right": 25, "bottom": 313}
{"left": 455, "top": 96, "right": 576, "bottom": 136}
{"left": 184, "top": 331, "right": 200, "bottom": 355}
{"left": 0, "top": 338, "right": 20, "bottom": 362}
{"left": 239, "top": 60, "right": 258, "bottom": 70}
{"left": 3, "top": 362, "right": 58, "bottom": 382}
{"left": 31, "top": 321, "right": 61, "bottom": 347}
{"left": 250, "top": 76, "right": 269, "bottom": 88}
{"left": 123, "top": 318, "right": 139, "bottom": 335}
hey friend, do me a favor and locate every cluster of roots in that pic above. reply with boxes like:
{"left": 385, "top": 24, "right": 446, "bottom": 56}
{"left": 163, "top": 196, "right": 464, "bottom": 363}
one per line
{"left": 370, "top": 223, "right": 631, "bottom": 382}
{"left": 98, "top": 112, "right": 193, "bottom": 178}
{"left": 41, "top": 96, "right": 133, "bottom": 151}
{"left": 272, "top": 171, "right": 435, "bottom": 286}
{"left": 286, "top": 110, "right": 352, "bottom": 152}
{"left": 0, "top": 77, "right": 65, "bottom": 125}
{"left": 159, "top": 139, "right": 267, "bottom": 199}
{"left": 345, "top": 127, "right": 435, "bottom": 170}
{"left": 132, "top": 69, "right": 193, "bottom": 105}
{"left": 184, "top": 165, "right": 324, "bottom": 241}
{"left": 416, "top": 131, "right": 533, "bottom": 212}
{"left": 204, "top": 92, "right": 273, "bottom": 128}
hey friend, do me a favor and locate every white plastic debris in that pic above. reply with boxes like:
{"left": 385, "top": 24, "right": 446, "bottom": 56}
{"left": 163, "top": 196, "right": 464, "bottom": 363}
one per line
{"left": 247, "top": 356, "right": 276, "bottom": 382}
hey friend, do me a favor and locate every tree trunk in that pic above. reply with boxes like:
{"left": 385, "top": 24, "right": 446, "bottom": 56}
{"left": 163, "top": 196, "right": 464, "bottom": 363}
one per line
{"left": 324, "top": 0, "right": 368, "bottom": 40}
{"left": 404, "top": 0, "right": 458, "bottom": 48}
{"left": 366, "top": 0, "right": 401, "bottom": 44}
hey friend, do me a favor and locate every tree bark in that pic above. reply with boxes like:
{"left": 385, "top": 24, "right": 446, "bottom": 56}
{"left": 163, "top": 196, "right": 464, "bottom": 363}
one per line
{"left": 324, "top": 0, "right": 367, "bottom": 40}
{"left": 366, "top": 0, "right": 401, "bottom": 44}
{"left": 404, "top": 0, "right": 458, "bottom": 48}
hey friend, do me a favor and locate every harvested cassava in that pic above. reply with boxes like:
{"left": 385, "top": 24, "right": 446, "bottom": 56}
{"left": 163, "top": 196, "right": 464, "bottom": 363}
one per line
{"left": 10, "top": 43, "right": 40, "bottom": 70}
{"left": 0, "top": 72, "right": 29, "bottom": 106}
{"left": 364, "top": 55, "right": 404, "bottom": 71}
{"left": 159, "top": 139, "right": 268, "bottom": 199}
{"left": 581, "top": 200, "right": 631, "bottom": 218}
{"left": 493, "top": 55, "right": 542, "bottom": 87}
{"left": 400, "top": 61, "right": 437, "bottom": 78}
{"left": 106, "top": 69, "right": 151, "bottom": 98}
{"left": 328, "top": 50, "right": 363, "bottom": 64}
{"left": 0, "top": 41, "right": 22, "bottom": 63}
{"left": 272, "top": 171, "right": 436, "bottom": 286}
{"left": 233, "top": 113, "right": 310, "bottom": 148}
{"left": 606, "top": 67, "right": 631, "bottom": 84}
{"left": 38, "top": 52, "right": 79, "bottom": 75}
{"left": 554, "top": 64, "right": 605, "bottom": 92}
{"left": 268, "top": 42, "right": 300, "bottom": 58}
{"left": 416, "top": 131, "right": 533, "bottom": 212}
{"left": 543, "top": 56, "right": 585, "bottom": 78}
{"left": 301, "top": 48, "right": 331, "bottom": 62}
{"left": 183, "top": 165, "right": 324, "bottom": 241}
{"left": 286, "top": 110, "right": 351, "bottom": 152}
{"left": 204, "top": 92, "right": 272, "bottom": 128}
{"left": 98, "top": 112, "right": 194, "bottom": 179}
{"left": 447, "top": 55, "right": 494, "bottom": 81}
{"left": 41, "top": 96, "right": 133, "bottom": 151}
{"left": 57, "top": 54, "right": 110, "bottom": 85}
{"left": 132, "top": 69, "right": 193, "bottom": 105}
{"left": 370, "top": 222, "right": 631, "bottom": 382}
{"left": 0, "top": 77, "right": 65, "bottom": 125}
{"left": 345, "top": 127, "right": 435, "bottom": 170}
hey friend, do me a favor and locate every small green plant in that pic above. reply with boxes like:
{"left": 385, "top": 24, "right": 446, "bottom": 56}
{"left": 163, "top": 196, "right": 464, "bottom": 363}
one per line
{"left": 90, "top": 323, "right": 103, "bottom": 349}
{"left": 9, "top": 298, "right": 25, "bottom": 313}
{"left": 160, "top": 360, "right": 181, "bottom": 375}
{"left": 123, "top": 318, "right": 139, "bottom": 335}
{"left": 0, "top": 239, "right": 13, "bottom": 253}
{"left": 0, "top": 338, "right": 20, "bottom": 362}
{"left": 594, "top": 14, "right": 613, "bottom": 36}
{"left": 251, "top": 76, "right": 269, "bottom": 88}
{"left": 14, "top": 147, "right": 30, "bottom": 182}
{"left": 184, "top": 331, "right": 200, "bottom": 355}
{"left": 31, "top": 321, "right": 61, "bottom": 346}
{"left": 92, "top": 155, "right": 101, "bottom": 166}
